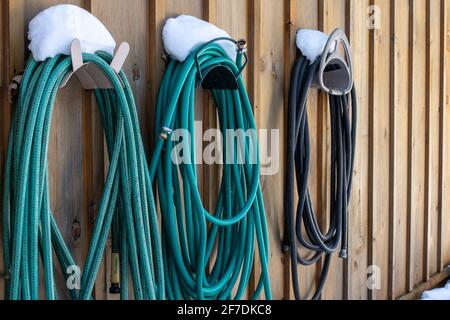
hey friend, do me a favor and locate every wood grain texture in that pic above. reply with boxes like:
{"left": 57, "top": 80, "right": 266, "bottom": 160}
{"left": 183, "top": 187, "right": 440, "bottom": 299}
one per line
{"left": 347, "top": 0, "right": 370, "bottom": 300}
{"left": 425, "top": 0, "right": 441, "bottom": 280}
{"left": 0, "top": 0, "right": 4, "bottom": 88}
{"left": 256, "top": 0, "right": 285, "bottom": 300}
{"left": 247, "top": 0, "right": 261, "bottom": 298}
{"left": 91, "top": 0, "right": 152, "bottom": 299}
{"left": 0, "top": 0, "right": 9, "bottom": 300}
{"left": 408, "top": 0, "right": 426, "bottom": 292}
{"left": 441, "top": 0, "right": 450, "bottom": 271}
{"left": 291, "top": 0, "right": 320, "bottom": 301}
{"left": 16, "top": 0, "right": 86, "bottom": 300}
{"left": 319, "top": 0, "right": 347, "bottom": 301}
{"left": 369, "top": 0, "right": 391, "bottom": 300}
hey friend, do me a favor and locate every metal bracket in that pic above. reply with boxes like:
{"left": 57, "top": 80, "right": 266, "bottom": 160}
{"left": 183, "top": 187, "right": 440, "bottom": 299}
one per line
{"left": 60, "top": 38, "right": 130, "bottom": 90}
{"left": 201, "top": 65, "right": 239, "bottom": 90}
{"left": 196, "top": 37, "right": 248, "bottom": 91}
{"left": 311, "top": 28, "right": 353, "bottom": 96}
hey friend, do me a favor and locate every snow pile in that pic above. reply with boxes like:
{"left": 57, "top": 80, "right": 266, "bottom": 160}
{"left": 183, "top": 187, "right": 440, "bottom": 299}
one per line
{"left": 162, "top": 15, "right": 236, "bottom": 63}
{"left": 28, "top": 4, "right": 116, "bottom": 62}
{"left": 296, "top": 29, "right": 336, "bottom": 64}
{"left": 421, "top": 280, "right": 450, "bottom": 300}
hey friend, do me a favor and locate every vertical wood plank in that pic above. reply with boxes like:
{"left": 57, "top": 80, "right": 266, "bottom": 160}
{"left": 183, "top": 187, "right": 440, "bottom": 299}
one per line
{"left": 248, "top": 0, "right": 261, "bottom": 298}
{"left": 19, "top": 0, "right": 86, "bottom": 299}
{"left": 79, "top": 0, "right": 104, "bottom": 300}
{"left": 369, "top": 0, "right": 391, "bottom": 300}
{"left": 92, "top": 0, "right": 151, "bottom": 154}
{"left": 167, "top": 0, "right": 205, "bottom": 232}
{"left": 283, "top": 0, "right": 296, "bottom": 301}
{"left": 347, "top": 0, "right": 370, "bottom": 300}
{"left": 212, "top": 0, "right": 251, "bottom": 299}
{"left": 292, "top": 0, "right": 321, "bottom": 300}
{"left": 0, "top": 0, "right": 10, "bottom": 300}
{"left": 425, "top": 0, "right": 442, "bottom": 280}
{"left": 201, "top": 0, "right": 218, "bottom": 281}
{"left": 255, "top": 0, "right": 285, "bottom": 300}
{"left": 1, "top": 0, "right": 449, "bottom": 301}
{"left": 319, "top": 0, "right": 347, "bottom": 301}
{"left": 248, "top": 0, "right": 261, "bottom": 129}
{"left": 0, "top": 0, "right": 5, "bottom": 88}
{"left": 215, "top": 0, "right": 250, "bottom": 89}
{"left": 91, "top": 0, "right": 152, "bottom": 299}
{"left": 440, "top": 0, "right": 450, "bottom": 270}
{"left": 408, "top": 0, "right": 426, "bottom": 291}
{"left": 149, "top": 0, "right": 165, "bottom": 133}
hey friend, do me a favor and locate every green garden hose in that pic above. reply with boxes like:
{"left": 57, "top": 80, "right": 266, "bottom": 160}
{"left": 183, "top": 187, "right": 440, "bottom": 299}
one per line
{"left": 284, "top": 53, "right": 357, "bottom": 300}
{"left": 149, "top": 38, "right": 272, "bottom": 300}
{"left": 2, "top": 51, "right": 164, "bottom": 300}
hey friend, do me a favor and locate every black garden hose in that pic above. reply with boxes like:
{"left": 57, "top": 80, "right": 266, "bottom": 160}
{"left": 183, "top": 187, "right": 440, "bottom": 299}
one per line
{"left": 283, "top": 53, "right": 357, "bottom": 300}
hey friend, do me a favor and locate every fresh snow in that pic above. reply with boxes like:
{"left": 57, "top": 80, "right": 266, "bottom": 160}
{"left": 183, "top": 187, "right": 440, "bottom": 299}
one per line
{"left": 296, "top": 29, "right": 335, "bottom": 64}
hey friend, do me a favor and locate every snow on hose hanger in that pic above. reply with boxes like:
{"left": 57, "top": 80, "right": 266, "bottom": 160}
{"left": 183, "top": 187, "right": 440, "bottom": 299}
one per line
{"left": 284, "top": 28, "right": 357, "bottom": 300}
{"left": 28, "top": 4, "right": 116, "bottom": 61}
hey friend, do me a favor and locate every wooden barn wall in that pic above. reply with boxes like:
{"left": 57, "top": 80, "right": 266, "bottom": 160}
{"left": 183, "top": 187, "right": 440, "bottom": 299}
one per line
{"left": 0, "top": 0, "right": 450, "bottom": 300}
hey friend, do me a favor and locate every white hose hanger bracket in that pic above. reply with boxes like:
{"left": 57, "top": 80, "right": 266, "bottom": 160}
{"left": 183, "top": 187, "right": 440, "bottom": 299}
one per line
{"left": 60, "top": 38, "right": 130, "bottom": 90}
{"left": 311, "top": 28, "right": 354, "bottom": 96}
{"left": 8, "top": 73, "right": 24, "bottom": 104}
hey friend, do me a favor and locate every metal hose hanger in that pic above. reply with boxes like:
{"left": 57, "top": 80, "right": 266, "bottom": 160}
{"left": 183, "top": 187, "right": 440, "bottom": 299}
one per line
{"left": 2, "top": 39, "right": 164, "bottom": 300}
{"left": 283, "top": 28, "right": 357, "bottom": 300}
{"left": 148, "top": 37, "right": 272, "bottom": 300}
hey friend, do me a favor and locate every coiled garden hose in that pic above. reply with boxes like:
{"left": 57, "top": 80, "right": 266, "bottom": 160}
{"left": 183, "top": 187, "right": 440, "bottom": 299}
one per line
{"left": 149, "top": 38, "right": 272, "bottom": 300}
{"left": 283, "top": 54, "right": 357, "bottom": 300}
{"left": 2, "top": 52, "right": 164, "bottom": 300}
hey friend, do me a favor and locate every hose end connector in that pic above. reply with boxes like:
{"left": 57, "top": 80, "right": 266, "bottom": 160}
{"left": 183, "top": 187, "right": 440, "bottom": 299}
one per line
{"left": 109, "top": 283, "right": 121, "bottom": 295}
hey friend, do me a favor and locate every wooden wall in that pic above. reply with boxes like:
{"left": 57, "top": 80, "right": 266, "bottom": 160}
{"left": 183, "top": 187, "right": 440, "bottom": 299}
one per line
{"left": 1, "top": 0, "right": 450, "bottom": 300}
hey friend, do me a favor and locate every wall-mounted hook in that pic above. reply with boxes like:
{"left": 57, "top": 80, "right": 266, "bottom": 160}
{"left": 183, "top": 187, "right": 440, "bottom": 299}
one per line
{"left": 60, "top": 38, "right": 130, "bottom": 90}
{"left": 201, "top": 65, "right": 239, "bottom": 90}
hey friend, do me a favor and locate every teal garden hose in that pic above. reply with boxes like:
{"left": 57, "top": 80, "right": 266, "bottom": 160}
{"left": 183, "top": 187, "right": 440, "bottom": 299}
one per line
{"left": 283, "top": 46, "right": 357, "bottom": 300}
{"left": 149, "top": 38, "right": 272, "bottom": 300}
{"left": 2, "top": 52, "right": 164, "bottom": 300}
